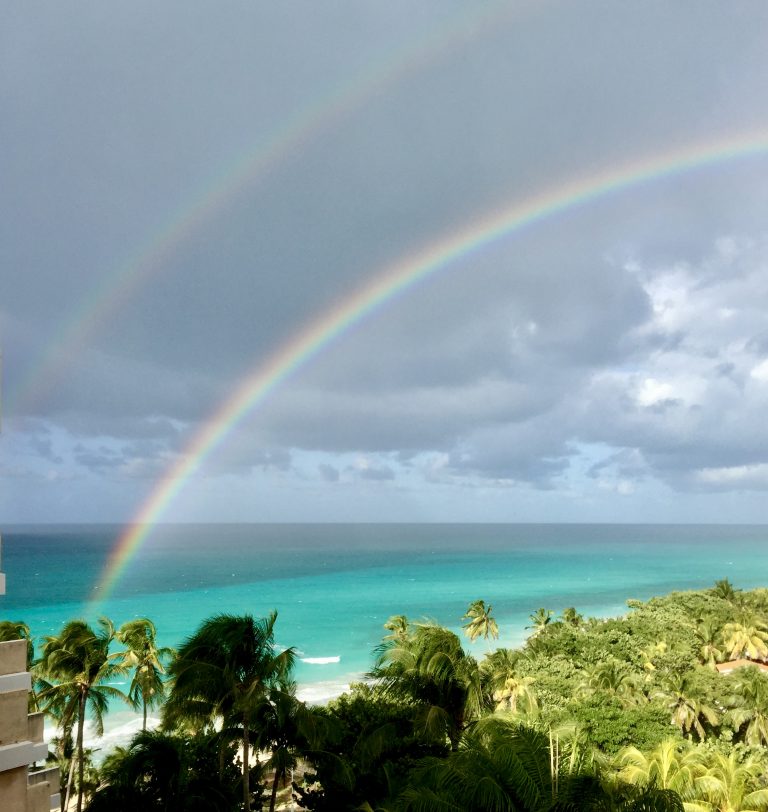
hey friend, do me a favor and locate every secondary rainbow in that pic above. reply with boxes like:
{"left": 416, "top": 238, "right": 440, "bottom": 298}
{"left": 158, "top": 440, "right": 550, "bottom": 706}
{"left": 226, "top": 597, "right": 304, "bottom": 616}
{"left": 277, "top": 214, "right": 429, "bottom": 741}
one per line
{"left": 11, "top": 1, "right": 513, "bottom": 416}
{"left": 90, "top": 129, "right": 768, "bottom": 608}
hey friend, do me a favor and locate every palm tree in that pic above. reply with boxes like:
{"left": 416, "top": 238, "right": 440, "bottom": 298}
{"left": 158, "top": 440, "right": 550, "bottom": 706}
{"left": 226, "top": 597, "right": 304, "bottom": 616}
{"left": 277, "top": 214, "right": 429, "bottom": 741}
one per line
{"left": 692, "top": 618, "right": 724, "bottom": 669}
{"left": 86, "top": 729, "right": 239, "bottom": 811}
{"left": 579, "top": 658, "right": 646, "bottom": 706}
{"left": 725, "top": 665, "right": 768, "bottom": 746}
{"left": 370, "top": 620, "right": 485, "bottom": 750}
{"left": 162, "top": 612, "right": 295, "bottom": 812}
{"left": 494, "top": 673, "right": 538, "bottom": 717}
{"left": 560, "top": 607, "right": 584, "bottom": 628}
{"left": 253, "top": 680, "right": 320, "bottom": 812}
{"left": 37, "top": 618, "right": 127, "bottom": 812}
{"left": 614, "top": 738, "right": 705, "bottom": 810}
{"left": 722, "top": 616, "right": 768, "bottom": 661}
{"left": 695, "top": 750, "right": 768, "bottom": 812}
{"left": 461, "top": 599, "right": 499, "bottom": 647}
{"left": 711, "top": 579, "right": 739, "bottom": 603}
{"left": 526, "top": 608, "right": 553, "bottom": 638}
{"left": 652, "top": 673, "right": 719, "bottom": 741}
{"left": 383, "top": 614, "right": 411, "bottom": 643}
{"left": 117, "top": 618, "right": 174, "bottom": 730}
{"left": 480, "top": 648, "right": 538, "bottom": 716}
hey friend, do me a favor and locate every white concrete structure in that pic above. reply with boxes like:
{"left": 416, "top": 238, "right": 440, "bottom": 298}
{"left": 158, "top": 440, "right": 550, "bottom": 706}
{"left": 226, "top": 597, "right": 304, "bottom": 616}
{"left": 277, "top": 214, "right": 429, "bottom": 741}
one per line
{"left": 0, "top": 537, "right": 60, "bottom": 811}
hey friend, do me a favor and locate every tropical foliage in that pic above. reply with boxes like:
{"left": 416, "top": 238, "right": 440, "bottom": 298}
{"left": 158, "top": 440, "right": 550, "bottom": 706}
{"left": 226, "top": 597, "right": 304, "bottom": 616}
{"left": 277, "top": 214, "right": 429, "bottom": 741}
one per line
{"left": 9, "top": 580, "right": 768, "bottom": 811}
{"left": 462, "top": 599, "right": 499, "bottom": 645}
{"left": 87, "top": 730, "right": 240, "bottom": 811}
{"left": 162, "top": 612, "right": 296, "bottom": 812}
{"left": 36, "top": 618, "right": 127, "bottom": 812}
{"left": 370, "top": 617, "right": 486, "bottom": 750}
{"left": 117, "top": 617, "right": 174, "bottom": 730}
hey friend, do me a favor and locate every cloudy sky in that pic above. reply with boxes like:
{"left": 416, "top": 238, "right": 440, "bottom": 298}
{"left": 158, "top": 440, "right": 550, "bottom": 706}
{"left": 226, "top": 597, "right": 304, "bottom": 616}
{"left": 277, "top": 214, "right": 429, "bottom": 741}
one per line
{"left": 3, "top": 1, "right": 768, "bottom": 523}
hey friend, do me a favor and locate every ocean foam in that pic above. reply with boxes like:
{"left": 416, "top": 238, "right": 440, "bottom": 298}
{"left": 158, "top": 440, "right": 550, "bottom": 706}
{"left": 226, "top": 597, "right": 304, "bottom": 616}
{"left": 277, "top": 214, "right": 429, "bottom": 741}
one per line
{"left": 44, "top": 712, "right": 163, "bottom": 761}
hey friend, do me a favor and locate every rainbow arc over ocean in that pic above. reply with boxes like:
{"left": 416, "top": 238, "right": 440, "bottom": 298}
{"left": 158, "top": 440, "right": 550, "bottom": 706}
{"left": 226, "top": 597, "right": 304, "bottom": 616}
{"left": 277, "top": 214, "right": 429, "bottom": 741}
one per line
{"left": 89, "top": 129, "right": 768, "bottom": 609}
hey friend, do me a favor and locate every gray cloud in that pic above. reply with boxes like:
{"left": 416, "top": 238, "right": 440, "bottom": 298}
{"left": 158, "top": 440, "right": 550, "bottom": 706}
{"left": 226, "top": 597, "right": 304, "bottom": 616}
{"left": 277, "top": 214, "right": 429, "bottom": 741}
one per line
{"left": 318, "top": 463, "right": 340, "bottom": 483}
{"left": 354, "top": 463, "right": 395, "bottom": 482}
{"left": 4, "top": 2, "right": 768, "bottom": 519}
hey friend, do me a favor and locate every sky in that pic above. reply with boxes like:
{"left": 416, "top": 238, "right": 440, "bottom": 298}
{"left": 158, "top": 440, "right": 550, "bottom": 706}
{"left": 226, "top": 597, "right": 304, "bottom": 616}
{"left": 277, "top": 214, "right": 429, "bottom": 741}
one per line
{"left": 3, "top": 1, "right": 768, "bottom": 524}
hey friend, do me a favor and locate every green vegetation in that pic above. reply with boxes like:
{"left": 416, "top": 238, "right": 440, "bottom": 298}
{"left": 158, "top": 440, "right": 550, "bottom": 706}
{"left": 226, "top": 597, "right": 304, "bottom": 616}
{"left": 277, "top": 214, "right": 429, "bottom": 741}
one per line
{"left": 116, "top": 617, "right": 174, "bottom": 731}
{"left": 5, "top": 580, "right": 768, "bottom": 809}
{"left": 36, "top": 618, "right": 128, "bottom": 812}
{"left": 162, "top": 612, "right": 297, "bottom": 811}
{"left": 462, "top": 599, "right": 499, "bottom": 647}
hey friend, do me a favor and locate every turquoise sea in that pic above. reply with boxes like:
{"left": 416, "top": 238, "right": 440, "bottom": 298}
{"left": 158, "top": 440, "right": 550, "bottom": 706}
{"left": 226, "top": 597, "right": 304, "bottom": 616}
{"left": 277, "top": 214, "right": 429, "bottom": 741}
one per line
{"left": 1, "top": 523, "right": 767, "bottom": 742}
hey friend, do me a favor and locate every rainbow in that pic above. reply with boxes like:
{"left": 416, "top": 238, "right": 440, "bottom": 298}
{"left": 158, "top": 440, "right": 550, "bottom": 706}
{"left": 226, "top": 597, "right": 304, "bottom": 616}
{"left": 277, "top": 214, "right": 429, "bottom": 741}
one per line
{"left": 10, "top": 1, "right": 514, "bottom": 416}
{"left": 90, "top": 129, "right": 768, "bottom": 608}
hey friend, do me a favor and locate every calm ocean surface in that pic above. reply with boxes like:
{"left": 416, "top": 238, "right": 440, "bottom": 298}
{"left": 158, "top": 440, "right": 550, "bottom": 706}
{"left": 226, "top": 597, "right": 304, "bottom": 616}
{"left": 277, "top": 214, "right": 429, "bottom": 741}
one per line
{"left": 2, "top": 523, "right": 767, "bottom": 716}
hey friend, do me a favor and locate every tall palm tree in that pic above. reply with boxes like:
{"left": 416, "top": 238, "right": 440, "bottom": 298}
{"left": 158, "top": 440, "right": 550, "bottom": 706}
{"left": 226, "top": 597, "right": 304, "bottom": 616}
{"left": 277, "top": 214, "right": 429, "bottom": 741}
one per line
{"left": 370, "top": 620, "right": 485, "bottom": 750}
{"left": 253, "top": 680, "right": 320, "bottom": 812}
{"left": 162, "top": 612, "right": 295, "bottom": 812}
{"left": 725, "top": 665, "right": 768, "bottom": 746}
{"left": 117, "top": 618, "right": 175, "bottom": 730}
{"left": 461, "top": 599, "right": 499, "bottom": 647}
{"left": 37, "top": 618, "right": 127, "bottom": 812}
{"left": 526, "top": 608, "right": 553, "bottom": 638}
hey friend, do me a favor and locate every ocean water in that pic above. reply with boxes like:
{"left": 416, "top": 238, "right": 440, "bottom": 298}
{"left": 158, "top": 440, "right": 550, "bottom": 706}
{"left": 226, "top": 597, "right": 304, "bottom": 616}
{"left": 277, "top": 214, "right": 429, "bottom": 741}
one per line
{"left": 1, "top": 523, "right": 767, "bottom": 733}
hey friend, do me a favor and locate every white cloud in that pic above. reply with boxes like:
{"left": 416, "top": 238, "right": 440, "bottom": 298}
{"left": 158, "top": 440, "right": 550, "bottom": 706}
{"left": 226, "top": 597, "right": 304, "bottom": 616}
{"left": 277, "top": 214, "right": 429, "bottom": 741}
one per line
{"left": 749, "top": 358, "right": 768, "bottom": 382}
{"left": 636, "top": 378, "right": 674, "bottom": 407}
{"left": 696, "top": 463, "right": 768, "bottom": 489}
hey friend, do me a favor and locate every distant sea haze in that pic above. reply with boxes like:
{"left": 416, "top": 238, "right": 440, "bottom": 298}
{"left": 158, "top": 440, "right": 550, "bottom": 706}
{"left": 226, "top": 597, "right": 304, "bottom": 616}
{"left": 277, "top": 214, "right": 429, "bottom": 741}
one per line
{"left": 2, "top": 523, "right": 767, "bottom": 706}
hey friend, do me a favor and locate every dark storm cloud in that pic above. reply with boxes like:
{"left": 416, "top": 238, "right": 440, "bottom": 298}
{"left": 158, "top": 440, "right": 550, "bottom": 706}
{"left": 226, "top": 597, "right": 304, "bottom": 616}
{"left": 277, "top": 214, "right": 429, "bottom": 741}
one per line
{"left": 4, "top": 2, "right": 768, "bottom": 518}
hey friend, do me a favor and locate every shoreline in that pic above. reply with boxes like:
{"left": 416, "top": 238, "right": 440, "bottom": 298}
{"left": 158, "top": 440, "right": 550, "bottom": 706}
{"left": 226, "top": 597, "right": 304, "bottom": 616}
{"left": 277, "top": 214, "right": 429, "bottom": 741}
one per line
{"left": 48, "top": 676, "right": 362, "bottom": 756}
{"left": 55, "top": 625, "right": 584, "bottom": 755}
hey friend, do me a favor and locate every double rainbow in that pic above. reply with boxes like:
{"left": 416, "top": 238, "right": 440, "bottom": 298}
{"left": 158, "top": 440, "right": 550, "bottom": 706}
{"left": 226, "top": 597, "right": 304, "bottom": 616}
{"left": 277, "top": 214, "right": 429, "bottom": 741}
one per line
{"left": 91, "top": 129, "right": 768, "bottom": 607}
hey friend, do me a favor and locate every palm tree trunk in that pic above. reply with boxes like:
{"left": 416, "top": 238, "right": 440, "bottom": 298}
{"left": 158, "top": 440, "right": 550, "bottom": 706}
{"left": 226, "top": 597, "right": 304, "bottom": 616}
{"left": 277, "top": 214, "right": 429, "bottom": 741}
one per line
{"left": 63, "top": 744, "right": 76, "bottom": 812}
{"left": 218, "top": 736, "right": 226, "bottom": 779}
{"left": 143, "top": 696, "right": 147, "bottom": 731}
{"left": 76, "top": 689, "right": 86, "bottom": 812}
{"left": 269, "top": 766, "right": 280, "bottom": 812}
{"left": 242, "top": 718, "right": 251, "bottom": 812}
